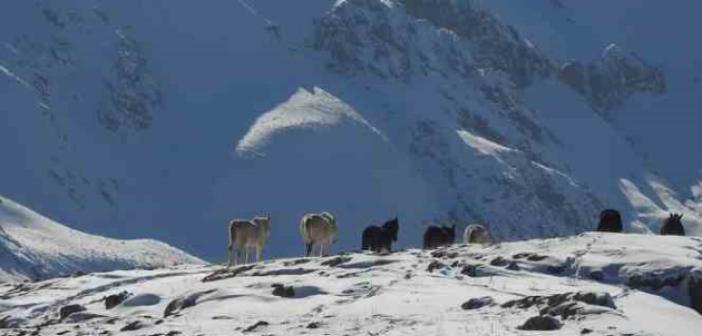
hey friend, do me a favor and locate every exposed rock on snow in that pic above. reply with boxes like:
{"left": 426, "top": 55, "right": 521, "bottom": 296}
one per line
{"left": 58, "top": 304, "right": 85, "bottom": 321}
{"left": 102, "top": 291, "right": 131, "bottom": 310}
{"left": 518, "top": 315, "right": 562, "bottom": 331}
{"left": 559, "top": 44, "right": 666, "bottom": 113}
{"left": 271, "top": 283, "right": 295, "bottom": 298}
{"left": 460, "top": 296, "right": 494, "bottom": 310}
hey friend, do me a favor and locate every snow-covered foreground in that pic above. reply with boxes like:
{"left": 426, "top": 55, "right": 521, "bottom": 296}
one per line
{"left": 2, "top": 233, "right": 701, "bottom": 335}
{"left": 0, "top": 195, "right": 203, "bottom": 282}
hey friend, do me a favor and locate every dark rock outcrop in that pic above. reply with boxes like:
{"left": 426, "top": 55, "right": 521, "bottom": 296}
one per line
{"left": 461, "top": 296, "right": 494, "bottom": 310}
{"left": 689, "top": 274, "right": 702, "bottom": 315}
{"left": 426, "top": 260, "right": 446, "bottom": 272}
{"left": 59, "top": 304, "right": 85, "bottom": 320}
{"left": 460, "top": 264, "right": 495, "bottom": 277}
{"left": 243, "top": 320, "right": 269, "bottom": 333}
{"left": 120, "top": 321, "right": 145, "bottom": 331}
{"left": 503, "top": 291, "right": 616, "bottom": 319}
{"left": 201, "top": 265, "right": 255, "bottom": 282}
{"left": 103, "top": 291, "right": 131, "bottom": 310}
{"left": 559, "top": 44, "right": 666, "bottom": 114}
{"left": 164, "top": 289, "right": 217, "bottom": 317}
{"left": 518, "top": 315, "right": 562, "bottom": 331}
{"left": 271, "top": 284, "right": 295, "bottom": 298}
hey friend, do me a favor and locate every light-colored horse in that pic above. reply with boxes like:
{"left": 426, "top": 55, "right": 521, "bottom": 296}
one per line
{"left": 463, "top": 224, "right": 493, "bottom": 245}
{"left": 227, "top": 216, "right": 271, "bottom": 266}
{"left": 300, "top": 212, "right": 337, "bottom": 257}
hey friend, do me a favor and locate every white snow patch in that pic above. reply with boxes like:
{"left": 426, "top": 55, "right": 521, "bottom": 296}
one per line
{"left": 235, "top": 87, "right": 386, "bottom": 157}
{"left": 0, "top": 195, "right": 203, "bottom": 282}
{"left": 457, "top": 130, "right": 514, "bottom": 157}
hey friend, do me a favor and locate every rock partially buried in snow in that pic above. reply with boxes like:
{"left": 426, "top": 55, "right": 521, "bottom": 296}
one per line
{"left": 271, "top": 284, "right": 295, "bottom": 298}
{"left": 503, "top": 291, "right": 616, "bottom": 320}
{"left": 63, "top": 312, "right": 107, "bottom": 324}
{"left": 120, "top": 320, "right": 145, "bottom": 331}
{"left": 164, "top": 289, "right": 217, "bottom": 317}
{"left": 201, "top": 265, "right": 256, "bottom": 282}
{"left": 460, "top": 264, "right": 495, "bottom": 277}
{"left": 506, "top": 261, "right": 520, "bottom": 271}
{"left": 243, "top": 320, "right": 269, "bottom": 333}
{"left": 461, "top": 296, "right": 495, "bottom": 310}
{"left": 320, "top": 256, "right": 352, "bottom": 267}
{"left": 689, "top": 272, "right": 702, "bottom": 314}
{"left": 103, "top": 291, "right": 132, "bottom": 309}
{"left": 59, "top": 304, "right": 86, "bottom": 320}
{"left": 426, "top": 260, "right": 446, "bottom": 272}
{"left": 518, "top": 315, "right": 562, "bottom": 331}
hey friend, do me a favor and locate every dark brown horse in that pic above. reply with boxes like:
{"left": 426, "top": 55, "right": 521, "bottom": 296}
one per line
{"left": 361, "top": 217, "right": 399, "bottom": 253}
{"left": 423, "top": 225, "right": 455, "bottom": 249}
{"left": 660, "top": 213, "right": 685, "bottom": 236}
{"left": 596, "top": 209, "right": 623, "bottom": 233}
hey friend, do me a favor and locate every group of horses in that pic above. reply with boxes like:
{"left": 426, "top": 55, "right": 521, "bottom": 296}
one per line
{"left": 595, "top": 209, "right": 686, "bottom": 236}
{"left": 226, "top": 209, "right": 687, "bottom": 266}
{"left": 226, "top": 212, "right": 491, "bottom": 266}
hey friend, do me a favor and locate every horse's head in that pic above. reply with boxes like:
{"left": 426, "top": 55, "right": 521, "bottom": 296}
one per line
{"left": 253, "top": 216, "right": 272, "bottom": 235}
{"left": 667, "top": 213, "right": 684, "bottom": 225}
{"left": 600, "top": 209, "right": 621, "bottom": 223}
{"left": 383, "top": 217, "right": 400, "bottom": 241}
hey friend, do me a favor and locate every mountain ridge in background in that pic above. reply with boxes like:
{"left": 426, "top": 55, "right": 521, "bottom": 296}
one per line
{"left": 1, "top": 0, "right": 701, "bottom": 261}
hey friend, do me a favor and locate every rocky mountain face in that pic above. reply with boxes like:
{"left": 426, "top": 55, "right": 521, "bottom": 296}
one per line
{"left": 0, "top": 0, "right": 699, "bottom": 261}
{"left": 559, "top": 44, "right": 666, "bottom": 114}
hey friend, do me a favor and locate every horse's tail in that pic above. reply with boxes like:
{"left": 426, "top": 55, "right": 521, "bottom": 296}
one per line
{"left": 361, "top": 228, "right": 370, "bottom": 250}
{"left": 227, "top": 221, "right": 236, "bottom": 251}
{"left": 299, "top": 215, "right": 310, "bottom": 244}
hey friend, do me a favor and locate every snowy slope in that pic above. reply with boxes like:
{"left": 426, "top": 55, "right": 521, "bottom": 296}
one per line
{"left": 1, "top": 233, "right": 701, "bottom": 335}
{"left": 1, "top": 0, "right": 700, "bottom": 263}
{"left": 0, "top": 195, "right": 202, "bottom": 282}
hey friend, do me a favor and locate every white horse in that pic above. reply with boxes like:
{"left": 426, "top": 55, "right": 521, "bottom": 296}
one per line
{"left": 300, "top": 212, "right": 337, "bottom": 257}
{"left": 227, "top": 216, "right": 271, "bottom": 266}
{"left": 463, "top": 224, "right": 493, "bottom": 245}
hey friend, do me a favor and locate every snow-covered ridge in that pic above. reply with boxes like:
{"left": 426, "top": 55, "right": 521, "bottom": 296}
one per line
{"left": 0, "top": 196, "right": 203, "bottom": 282}
{"left": 1, "top": 233, "right": 701, "bottom": 335}
{"left": 236, "top": 87, "right": 386, "bottom": 157}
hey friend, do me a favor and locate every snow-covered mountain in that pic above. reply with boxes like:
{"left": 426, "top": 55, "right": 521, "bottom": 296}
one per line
{"left": 1, "top": 233, "right": 701, "bottom": 335}
{"left": 1, "top": 0, "right": 701, "bottom": 261}
{"left": 0, "top": 195, "right": 202, "bottom": 282}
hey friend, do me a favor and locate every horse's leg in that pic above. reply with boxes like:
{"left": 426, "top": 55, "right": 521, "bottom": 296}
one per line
{"left": 305, "top": 243, "right": 312, "bottom": 257}
{"left": 256, "top": 244, "right": 262, "bottom": 263}
{"left": 235, "top": 245, "right": 239, "bottom": 265}
{"left": 227, "top": 245, "right": 233, "bottom": 267}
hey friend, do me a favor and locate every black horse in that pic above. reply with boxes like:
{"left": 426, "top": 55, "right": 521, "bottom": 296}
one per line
{"left": 660, "top": 213, "right": 685, "bottom": 236}
{"left": 362, "top": 217, "right": 399, "bottom": 253}
{"left": 596, "top": 209, "right": 623, "bottom": 233}
{"left": 423, "top": 225, "right": 455, "bottom": 249}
